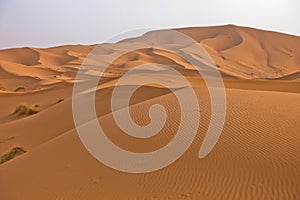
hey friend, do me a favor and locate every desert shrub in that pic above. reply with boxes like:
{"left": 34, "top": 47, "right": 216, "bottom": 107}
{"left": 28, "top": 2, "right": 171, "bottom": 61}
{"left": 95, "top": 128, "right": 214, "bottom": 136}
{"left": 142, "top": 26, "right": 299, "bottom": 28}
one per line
{"left": 57, "top": 99, "right": 64, "bottom": 103}
{"left": 0, "top": 84, "right": 5, "bottom": 91}
{"left": 0, "top": 147, "right": 26, "bottom": 164}
{"left": 14, "top": 103, "right": 39, "bottom": 115}
{"left": 14, "top": 86, "right": 25, "bottom": 92}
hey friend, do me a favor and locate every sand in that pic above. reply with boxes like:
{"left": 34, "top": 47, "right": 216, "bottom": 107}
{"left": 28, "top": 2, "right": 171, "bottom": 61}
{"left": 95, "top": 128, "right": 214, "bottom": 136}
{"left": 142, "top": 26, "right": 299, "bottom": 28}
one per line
{"left": 0, "top": 25, "right": 299, "bottom": 200}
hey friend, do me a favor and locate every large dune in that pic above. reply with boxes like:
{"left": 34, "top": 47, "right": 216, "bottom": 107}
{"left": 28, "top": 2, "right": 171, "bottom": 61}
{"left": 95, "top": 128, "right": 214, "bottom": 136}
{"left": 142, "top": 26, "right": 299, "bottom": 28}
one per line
{"left": 0, "top": 25, "right": 299, "bottom": 200}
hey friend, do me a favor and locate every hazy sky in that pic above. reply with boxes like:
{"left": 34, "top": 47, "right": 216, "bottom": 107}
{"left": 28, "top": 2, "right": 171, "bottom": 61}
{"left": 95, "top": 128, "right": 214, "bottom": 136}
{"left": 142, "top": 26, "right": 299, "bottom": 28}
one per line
{"left": 0, "top": 0, "right": 299, "bottom": 49}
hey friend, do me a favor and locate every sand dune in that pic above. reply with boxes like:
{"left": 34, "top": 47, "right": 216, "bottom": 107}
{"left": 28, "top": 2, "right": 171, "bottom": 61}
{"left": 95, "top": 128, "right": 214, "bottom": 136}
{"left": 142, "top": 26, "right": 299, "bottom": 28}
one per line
{"left": 0, "top": 25, "right": 299, "bottom": 200}
{"left": 0, "top": 47, "right": 40, "bottom": 65}
{"left": 178, "top": 25, "right": 300, "bottom": 79}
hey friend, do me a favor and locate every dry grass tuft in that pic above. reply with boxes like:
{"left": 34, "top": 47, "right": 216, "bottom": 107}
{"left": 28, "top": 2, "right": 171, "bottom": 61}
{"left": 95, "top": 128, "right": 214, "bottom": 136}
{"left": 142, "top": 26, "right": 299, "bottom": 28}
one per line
{"left": 14, "top": 103, "right": 39, "bottom": 115}
{"left": 0, "top": 147, "right": 27, "bottom": 164}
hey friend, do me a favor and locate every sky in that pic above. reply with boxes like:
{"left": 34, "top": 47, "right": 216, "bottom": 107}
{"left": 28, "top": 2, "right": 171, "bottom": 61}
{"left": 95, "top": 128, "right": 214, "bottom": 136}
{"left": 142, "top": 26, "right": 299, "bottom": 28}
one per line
{"left": 0, "top": 0, "right": 299, "bottom": 49}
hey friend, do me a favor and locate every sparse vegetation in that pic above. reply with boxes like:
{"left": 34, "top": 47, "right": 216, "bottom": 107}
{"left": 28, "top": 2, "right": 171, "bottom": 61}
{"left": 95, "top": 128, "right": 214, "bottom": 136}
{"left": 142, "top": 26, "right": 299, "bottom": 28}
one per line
{"left": 57, "top": 99, "right": 64, "bottom": 103}
{"left": 0, "top": 147, "right": 26, "bottom": 165}
{"left": 14, "top": 103, "right": 39, "bottom": 115}
{"left": 14, "top": 86, "right": 25, "bottom": 92}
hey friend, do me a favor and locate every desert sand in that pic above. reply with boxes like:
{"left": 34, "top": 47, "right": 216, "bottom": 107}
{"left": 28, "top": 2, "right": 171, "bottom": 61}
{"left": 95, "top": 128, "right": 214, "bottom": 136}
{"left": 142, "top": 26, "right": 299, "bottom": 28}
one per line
{"left": 0, "top": 25, "right": 299, "bottom": 199}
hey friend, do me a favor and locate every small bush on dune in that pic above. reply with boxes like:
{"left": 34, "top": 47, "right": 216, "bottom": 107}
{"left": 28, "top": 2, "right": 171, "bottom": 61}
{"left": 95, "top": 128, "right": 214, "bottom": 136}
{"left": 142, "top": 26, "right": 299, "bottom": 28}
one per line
{"left": 0, "top": 84, "right": 5, "bottom": 91}
{"left": 14, "top": 103, "right": 39, "bottom": 116}
{"left": 14, "top": 86, "right": 25, "bottom": 92}
{"left": 0, "top": 147, "right": 26, "bottom": 164}
{"left": 56, "top": 99, "right": 64, "bottom": 103}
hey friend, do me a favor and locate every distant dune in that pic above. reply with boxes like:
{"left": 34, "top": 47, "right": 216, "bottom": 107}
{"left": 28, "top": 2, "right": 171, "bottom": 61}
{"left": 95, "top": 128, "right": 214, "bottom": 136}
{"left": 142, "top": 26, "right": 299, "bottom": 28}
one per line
{"left": 0, "top": 25, "right": 299, "bottom": 200}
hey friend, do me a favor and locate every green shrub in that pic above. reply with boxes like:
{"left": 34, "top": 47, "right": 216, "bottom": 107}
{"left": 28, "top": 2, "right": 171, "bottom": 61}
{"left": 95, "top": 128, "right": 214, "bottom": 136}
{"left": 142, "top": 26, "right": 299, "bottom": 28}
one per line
{"left": 0, "top": 147, "right": 26, "bottom": 164}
